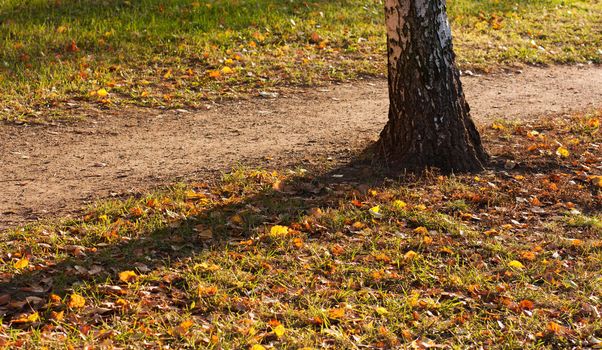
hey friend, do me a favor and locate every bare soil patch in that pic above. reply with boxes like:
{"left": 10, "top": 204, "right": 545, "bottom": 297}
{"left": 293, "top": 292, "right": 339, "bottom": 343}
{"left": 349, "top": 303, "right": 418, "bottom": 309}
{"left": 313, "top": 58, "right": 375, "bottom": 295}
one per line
{"left": 1, "top": 65, "right": 601, "bottom": 229}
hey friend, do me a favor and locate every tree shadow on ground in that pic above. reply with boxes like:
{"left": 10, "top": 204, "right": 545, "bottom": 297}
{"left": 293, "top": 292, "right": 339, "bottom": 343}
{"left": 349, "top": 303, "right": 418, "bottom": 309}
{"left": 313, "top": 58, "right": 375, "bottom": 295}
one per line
{"left": 0, "top": 150, "right": 389, "bottom": 322}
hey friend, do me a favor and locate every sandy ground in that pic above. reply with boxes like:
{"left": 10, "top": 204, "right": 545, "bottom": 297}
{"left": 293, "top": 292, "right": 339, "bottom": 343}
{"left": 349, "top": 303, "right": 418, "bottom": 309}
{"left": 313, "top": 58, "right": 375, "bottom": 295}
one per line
{"left": 1, "top": 65, "right": 601, "bottom": 230}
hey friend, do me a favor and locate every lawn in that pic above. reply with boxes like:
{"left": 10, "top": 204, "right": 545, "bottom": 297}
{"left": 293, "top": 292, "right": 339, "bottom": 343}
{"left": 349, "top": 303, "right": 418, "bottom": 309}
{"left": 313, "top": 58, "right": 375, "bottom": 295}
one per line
{"left": 1, "top": 110, "right": 600, "bottom": 348}
{"left": 0, "top": 0, "right": 601, "bottom": 121}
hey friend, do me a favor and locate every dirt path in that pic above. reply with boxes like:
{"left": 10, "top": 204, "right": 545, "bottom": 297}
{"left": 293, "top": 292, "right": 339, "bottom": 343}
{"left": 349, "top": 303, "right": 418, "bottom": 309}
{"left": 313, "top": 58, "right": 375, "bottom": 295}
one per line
{"left": 1, "top": 65, "right": 601, "bottom": 229}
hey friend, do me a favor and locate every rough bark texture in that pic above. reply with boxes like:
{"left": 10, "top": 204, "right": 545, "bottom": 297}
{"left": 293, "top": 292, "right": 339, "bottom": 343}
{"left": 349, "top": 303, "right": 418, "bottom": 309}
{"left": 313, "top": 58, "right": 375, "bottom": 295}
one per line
{"left": 379, "top": 0, "right": 488, "bottom": 172}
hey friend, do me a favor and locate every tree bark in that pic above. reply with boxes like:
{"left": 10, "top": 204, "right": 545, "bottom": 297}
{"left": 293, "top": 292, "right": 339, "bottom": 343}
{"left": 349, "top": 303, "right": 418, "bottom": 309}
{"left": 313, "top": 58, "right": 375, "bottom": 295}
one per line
{"left": 378, "top": 0, "right": 488, "bottom": 172}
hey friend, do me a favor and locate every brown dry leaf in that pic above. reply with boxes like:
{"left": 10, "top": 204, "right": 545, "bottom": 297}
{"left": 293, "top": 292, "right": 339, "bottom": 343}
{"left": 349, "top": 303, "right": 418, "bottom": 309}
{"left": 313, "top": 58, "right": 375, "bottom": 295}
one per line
{"left": 194, "top": 225, "right": 213, "bottom": 240}
{"left": 330, "top": 244, "right": 344, "bottom": 256}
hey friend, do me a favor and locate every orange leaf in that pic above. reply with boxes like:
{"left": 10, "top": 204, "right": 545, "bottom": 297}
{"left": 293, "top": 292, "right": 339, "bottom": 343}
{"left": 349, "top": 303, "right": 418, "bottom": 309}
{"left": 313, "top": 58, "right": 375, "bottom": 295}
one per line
{"left": 328, "top": 307, "right": 345, "bottom": 319}
{"left": 67, "top": 293, "right": 86, "bottom": 308}
{"left": 518, "top": 300, "right": 535, "bottom": 310}
{"left": 198, "top": 286, "right": 218, "bottom": 297}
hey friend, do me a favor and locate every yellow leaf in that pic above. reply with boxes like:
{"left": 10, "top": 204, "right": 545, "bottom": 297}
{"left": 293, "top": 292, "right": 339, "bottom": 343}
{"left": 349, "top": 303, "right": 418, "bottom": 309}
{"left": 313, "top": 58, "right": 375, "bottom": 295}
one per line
{"left": 491, "top": 122, "right": 506, "bottom": 130}
{"left": 224, "top": 58, "right": 234, "bottom": 65}
{"left": 97, "top": 88, "right": 109, "bottom": 98}
{"left": 556, "top": 146, "right": 570, "bottom": 158}
{"left": 68, "top": 293, "right": 86, "bottom": 308}
{"left": 118, "top": 270, "right": 138, "bottom": 283}
{"left": 221, "top": 66, "right": 233, "bottom": 74}
{"left": 273, "top": 324, "right": 285, "bottom": 337}
{"left": 375, "top": 307, "right": 388, "bottom": 315}
{"left": 270, "top": 225, "right": 289, "bottom": 237}
{"left": 392, "top": 200, "right": 407, "bottom": 209}
{"left": 369, "top": 205, "right": 382, "bottom": 218}
{"left": 508, "top": 260, "right": 525, "bottom": 269}
{"left": 14, "top": 258, "right": 29, "bottom": 269}
{"left": 163, "top": 69, "right": 172, "bottom": 79}
{"left": 423, "top": 236, "right": 433, "bottom": 245}
{"left": 251, "top": 345, "right": 266, "bottom": 350}
{"left": 415, "top": 204, "right": 427, "bottom": 211}
{"left": 12, "top": 312, "right": 40, "bottom": 323}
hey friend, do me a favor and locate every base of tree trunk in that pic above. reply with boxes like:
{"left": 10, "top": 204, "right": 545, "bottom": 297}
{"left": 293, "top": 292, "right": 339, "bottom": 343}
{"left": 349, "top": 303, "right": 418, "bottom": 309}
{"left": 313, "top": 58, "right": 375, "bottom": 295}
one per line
{"left": 379, "top": 0, "right": 488, "bottom": 173}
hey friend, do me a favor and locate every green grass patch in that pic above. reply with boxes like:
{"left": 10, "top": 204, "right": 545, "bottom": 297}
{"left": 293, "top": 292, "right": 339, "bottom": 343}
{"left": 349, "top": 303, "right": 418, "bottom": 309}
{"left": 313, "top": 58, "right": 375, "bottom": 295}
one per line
{"left": 1, "top": 0, "right": 601, "bottom": 120}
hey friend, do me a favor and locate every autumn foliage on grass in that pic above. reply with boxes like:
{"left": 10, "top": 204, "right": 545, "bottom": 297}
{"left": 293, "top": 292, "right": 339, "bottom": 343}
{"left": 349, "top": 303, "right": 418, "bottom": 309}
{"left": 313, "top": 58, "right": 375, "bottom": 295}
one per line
{"left": 0, "top": 111, "right": 601, "bottom": 348}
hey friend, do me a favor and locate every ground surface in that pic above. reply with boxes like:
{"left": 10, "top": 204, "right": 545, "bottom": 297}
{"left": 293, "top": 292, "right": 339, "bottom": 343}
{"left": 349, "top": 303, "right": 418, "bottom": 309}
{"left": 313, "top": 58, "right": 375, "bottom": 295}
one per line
{"left": 1, "top": 65, "right": 601, "bottom": 230}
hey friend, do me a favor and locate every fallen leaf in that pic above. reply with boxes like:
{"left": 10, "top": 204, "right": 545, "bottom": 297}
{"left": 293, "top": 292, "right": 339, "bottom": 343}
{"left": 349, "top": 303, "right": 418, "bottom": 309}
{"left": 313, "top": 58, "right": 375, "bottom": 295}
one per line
{"left": 393, "top": 200, "right": 407, "bottom": 209}
{"left": 376, "top": 307, "right": 388, "bottom": 315}
{"left": 68, "top": 293, "right": 86, "bottom": 308}
{"left": 519, "top": 300, "right": 535, "bottom": 310}
{"left": 507, "top": 260, "right": 525, "bottom": 269}
{"left": 273, "top": 324, "right": 285, "bottom": 337}
{"left": 11, "top": 312, "right": 40, "bottom": 324}
{"left": 14, "top": 258, "right": 29, "bottom": 269}
{"left": 404, "top": 251, "right": 418, "bottom": 260}
{"left": 118, "top": 270, "right": 138, "bottom": 283}
{"left": 328, "top": 307, "right": 346, "bottom": 319}
{"left": 369, "top": 205, "right": 382, "bottom": 218}
{"left": 270, "top": 225, "right": 289, "bottom": 237}
{"left": 556, "top": 146, "right": 570, "bottom": 158}
{"left": 413, "top": 226, "right": 428, "bottom": 235}
{"left": 198, "top": 285, "right": 218, "bottom": 297}
{"left": 97, "top": 88, "right": 109, "bottom": 98}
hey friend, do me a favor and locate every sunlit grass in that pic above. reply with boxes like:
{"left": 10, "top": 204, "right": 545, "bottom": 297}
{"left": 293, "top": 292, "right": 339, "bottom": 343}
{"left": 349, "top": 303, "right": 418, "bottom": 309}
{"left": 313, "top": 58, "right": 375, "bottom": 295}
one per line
{"left": 0, "top": 0, "right": 600, "bottom": 121}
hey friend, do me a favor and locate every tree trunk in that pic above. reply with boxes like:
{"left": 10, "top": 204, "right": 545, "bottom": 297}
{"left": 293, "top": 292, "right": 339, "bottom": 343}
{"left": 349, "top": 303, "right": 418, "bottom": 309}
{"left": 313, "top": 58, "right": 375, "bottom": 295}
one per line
{"left": 378, "top": 0, "right": 488, "bottom": 172}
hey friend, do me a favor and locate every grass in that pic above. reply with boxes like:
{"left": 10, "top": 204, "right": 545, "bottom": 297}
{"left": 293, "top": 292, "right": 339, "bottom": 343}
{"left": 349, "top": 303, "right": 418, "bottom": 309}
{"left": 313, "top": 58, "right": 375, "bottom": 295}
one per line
{"left": 0, "top": 110, "right": 600, "bottom": 348}
{"left": 1, "top": 0, "right": 601, "bottom": 121}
